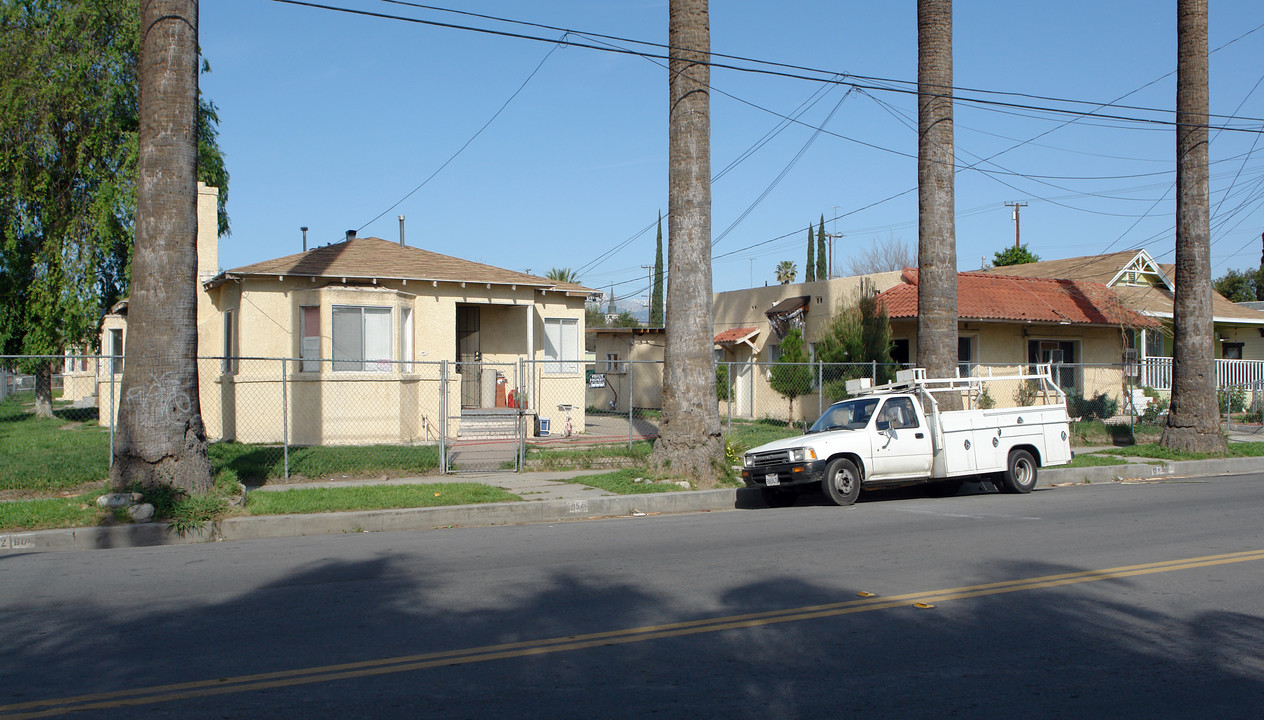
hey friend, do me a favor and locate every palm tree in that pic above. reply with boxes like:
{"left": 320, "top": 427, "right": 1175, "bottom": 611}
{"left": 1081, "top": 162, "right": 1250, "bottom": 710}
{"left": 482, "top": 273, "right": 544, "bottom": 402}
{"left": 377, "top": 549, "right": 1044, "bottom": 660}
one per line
{"left": 649, "top": 0, "right": 722, "bottom": 486}
{"left": 111, "top": 0, "right": 213, "bottom": 493}
{"left": 916, "top": 0, "right": 961, "bottom": 409}
{"left": 775, "top": 260, "right": 797, "bottom": 285}
{"left": 546, "top": 267, "right": 580, "bottom": 285}
{"left": 1162, "top": 0, "right": 1225, "bottom": 453}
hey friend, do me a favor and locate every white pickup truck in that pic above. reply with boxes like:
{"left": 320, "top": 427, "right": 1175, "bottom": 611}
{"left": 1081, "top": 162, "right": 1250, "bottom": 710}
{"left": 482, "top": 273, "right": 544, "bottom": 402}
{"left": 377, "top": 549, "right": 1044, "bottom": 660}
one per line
{"left": 740, "top": 367, "right": 1072, "bottom": 507}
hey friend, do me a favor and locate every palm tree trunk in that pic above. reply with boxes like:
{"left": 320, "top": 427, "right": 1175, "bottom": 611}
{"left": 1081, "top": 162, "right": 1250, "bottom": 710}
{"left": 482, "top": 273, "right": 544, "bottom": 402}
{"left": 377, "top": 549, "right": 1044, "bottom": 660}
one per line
{"left": 916, "top": 0, "right": 961, "bottom": 410}
{"left": 1162, "top": 0, "right": 1226, "bottom": 453}
{"left": 111, "top": 0, "right": 213, "bottom": 492}
{"left": 650, "top": 0, "right": 722, "bottom": 486}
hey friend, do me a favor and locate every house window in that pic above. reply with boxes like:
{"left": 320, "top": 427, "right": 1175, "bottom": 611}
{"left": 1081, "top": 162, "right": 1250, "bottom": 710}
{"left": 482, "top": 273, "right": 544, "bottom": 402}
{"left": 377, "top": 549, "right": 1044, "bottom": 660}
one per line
{"left": 1028, "top": 339, "right": 1078, "bottom": 392}
{"left": 1223, "top": 342, "right": 1244, "bottom": 360}
{"left": 891, "top": 338, "right": 910, "bottom": 367}
{"left": 605, "top": 353, "right": 624, "bottom": 374}
{"left": 300, "top": 306, "right": 321, "bottom": 372}
{"left": 109, "top": 329, "right": 124, "bottom": 374}
{"left": 222, "top": 311, "right": 237, "bottom": 373}
{"left": 332, "top": 305, "right": 392, "bottom": 372}
{"left": 543, "top": 317, "right": 579, "bottom": 374}
{"left": 400, "top": 307, "right": 414, "bottom": 372}
{"left": 958, "top": 336, "right": 976, "bottom": 378}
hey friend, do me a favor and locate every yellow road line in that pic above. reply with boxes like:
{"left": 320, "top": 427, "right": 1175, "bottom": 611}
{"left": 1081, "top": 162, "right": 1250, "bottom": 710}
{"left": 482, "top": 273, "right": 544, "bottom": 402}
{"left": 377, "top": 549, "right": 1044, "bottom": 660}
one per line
{"left": 4, "top": 548, "right": 1262, "bottom": 719}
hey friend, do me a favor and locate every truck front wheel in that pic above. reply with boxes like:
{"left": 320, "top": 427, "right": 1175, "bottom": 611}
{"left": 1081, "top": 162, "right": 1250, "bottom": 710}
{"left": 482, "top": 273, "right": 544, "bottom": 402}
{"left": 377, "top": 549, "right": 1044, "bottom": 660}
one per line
{"left": 1000, "top": 449, "right": 1037, "bottom": 494}
{"left": 822, "top": 458, "right": 861, "bottom": 506}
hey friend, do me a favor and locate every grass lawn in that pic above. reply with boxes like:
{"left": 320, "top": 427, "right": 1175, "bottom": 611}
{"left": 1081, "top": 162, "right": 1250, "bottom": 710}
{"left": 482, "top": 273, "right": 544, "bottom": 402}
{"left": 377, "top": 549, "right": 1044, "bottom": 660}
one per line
{"left": 556, "top": 468, "right": 690, "bottom": 494}
{"left": 244, "top": 483, "right": 519, "bottom": 515}
{"left": 0, "top": 397, "right": 111, "bottom": 491}
{"left": 0, "top": 493, "right": 119, "bottom": 532}
{"left": 724, "top": 418, "right": 802, "bottom": 453}
{"left": 1065, "top": 453, "right": 1128, "bottom": 468}
{"left": 1098, "top": 441, "right": 1264, "bottom": 462}
{"left": 524, "top": 441, "right": 652, "bottom": 470}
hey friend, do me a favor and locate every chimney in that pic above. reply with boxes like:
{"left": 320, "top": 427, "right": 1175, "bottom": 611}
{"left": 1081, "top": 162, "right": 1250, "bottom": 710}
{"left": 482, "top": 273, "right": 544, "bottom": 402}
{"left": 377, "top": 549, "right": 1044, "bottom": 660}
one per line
{"left": 398, "top": 215, "right": 405, "bottom": 246}
{"left": 301, "top": 226, "right": 308, "bottom": 252}
{"left": 345, "top": 229, "right": 356, "bottom": 242}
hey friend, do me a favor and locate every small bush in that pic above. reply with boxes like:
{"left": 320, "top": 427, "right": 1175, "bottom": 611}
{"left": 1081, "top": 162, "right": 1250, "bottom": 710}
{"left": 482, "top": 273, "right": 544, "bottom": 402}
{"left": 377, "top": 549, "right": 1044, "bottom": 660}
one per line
{"left": 976, "top": 385, "right": 996, "bottom": 410}
{"left": 1067, "top": 391, "right": 1119, "bottom": 421}
{"left": 1218, "top": 387, "right": 1248, "bottom": 414}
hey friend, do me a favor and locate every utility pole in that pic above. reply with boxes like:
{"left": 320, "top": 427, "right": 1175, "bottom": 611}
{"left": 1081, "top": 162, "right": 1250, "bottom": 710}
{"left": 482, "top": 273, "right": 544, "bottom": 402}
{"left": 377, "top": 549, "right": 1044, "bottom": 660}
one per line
{"left": 1005, "top": 201, "right": 1028, "bottom": 248}
{"left": 824, "top": 232, "right": 844, "bottom": 279}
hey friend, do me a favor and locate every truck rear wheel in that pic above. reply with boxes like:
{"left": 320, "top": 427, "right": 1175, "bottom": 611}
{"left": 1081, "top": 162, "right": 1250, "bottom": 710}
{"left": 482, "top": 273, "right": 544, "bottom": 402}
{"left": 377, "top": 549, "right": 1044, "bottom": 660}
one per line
{"left": 822, "top": 458, "right": 861, "bottom": 506}
{"left": 1000, "top": 449, "right": 1037, "bottom": 494}
{"left": 762, "top": 487, "right": 797, "bottom": 508}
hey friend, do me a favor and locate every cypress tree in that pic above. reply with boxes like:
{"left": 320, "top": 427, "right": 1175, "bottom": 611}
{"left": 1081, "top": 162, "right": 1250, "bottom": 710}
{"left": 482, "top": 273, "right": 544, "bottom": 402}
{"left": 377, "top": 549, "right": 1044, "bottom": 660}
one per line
{"left": 651, "top": 212, "right": 665, "bottom": 327}
{"left": 805, "top": 226, "right": 815, "bottom": 282}
{"left": 817, "top": 215, "right": 828, "bottom": 280}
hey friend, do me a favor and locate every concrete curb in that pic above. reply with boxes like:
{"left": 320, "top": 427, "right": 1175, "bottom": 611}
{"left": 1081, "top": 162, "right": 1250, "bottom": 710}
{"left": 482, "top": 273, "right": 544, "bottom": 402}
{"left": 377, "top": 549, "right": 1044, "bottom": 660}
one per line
{"left": 4, "top": 458, "right": 1260, "bottom": 554}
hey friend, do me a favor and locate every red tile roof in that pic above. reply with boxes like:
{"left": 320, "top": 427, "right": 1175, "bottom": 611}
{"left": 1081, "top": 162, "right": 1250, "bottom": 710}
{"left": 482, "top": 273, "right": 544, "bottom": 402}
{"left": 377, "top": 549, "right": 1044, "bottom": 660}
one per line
{"left": 713, "top": 326, "right": 760, "bottom": 343}
{"left": 877, "top": 269, "right": 1157, "bottom": 327}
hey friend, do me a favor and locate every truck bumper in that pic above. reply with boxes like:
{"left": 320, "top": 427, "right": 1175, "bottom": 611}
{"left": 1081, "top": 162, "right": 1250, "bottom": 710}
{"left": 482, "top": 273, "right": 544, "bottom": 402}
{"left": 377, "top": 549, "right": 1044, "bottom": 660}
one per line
{"left": 741, "top": 460, "right": 829, "bottom": 490}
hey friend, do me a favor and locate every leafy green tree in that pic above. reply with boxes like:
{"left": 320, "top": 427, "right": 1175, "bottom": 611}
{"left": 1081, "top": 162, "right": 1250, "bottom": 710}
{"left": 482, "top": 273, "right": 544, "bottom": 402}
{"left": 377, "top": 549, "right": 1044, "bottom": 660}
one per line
{"left": 775, "top": 260, "right": 797, "bottom": 284}
{"left": 1212, "top": 267, "right": 1262, "bottom": 303}
{"left": 815, "top": 280, "right": 894, "bottom": 400}
{"left": 585, "top": 302, "right": 607, "bottom": 329}
{"left": 816, "top": 215, "right": 828, "bottom": 280}
{"left": 651, "top": 212, "right": 664, "bottom": 327}
{"left": 992, "top": 244, "right": 1041, "bottom": 267}
{"left": 769, "top": 328, "right": 813, "bottom": 427}
{"left": 805, "top": 225, "right": 815, "bottom": 282}
{"left": 0, "top": 0, "right": 228, "bottom": 418}
{"left": 611, "top": 310, "right": 640, "bottom": 328}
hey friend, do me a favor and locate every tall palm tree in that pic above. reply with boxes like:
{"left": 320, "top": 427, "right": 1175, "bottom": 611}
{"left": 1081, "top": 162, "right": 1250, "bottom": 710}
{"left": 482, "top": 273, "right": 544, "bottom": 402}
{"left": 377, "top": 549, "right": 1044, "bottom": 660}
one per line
{"left": 545, "top": 267, "right": 581, "bottom": 285}
{"left": 916, "top": 0, "right": 960, "bottom": 408}
{"left": 649, "top": 0, "right": 722, "bottom": 486}
{"left": 1162, "top": 0, "right": 1225, "bottom": 453}
{"left": 111, "top": 0, "right": 213, "bottom": 493}
{"left": 775, "top": 260, "right": 798, "bottom": 285}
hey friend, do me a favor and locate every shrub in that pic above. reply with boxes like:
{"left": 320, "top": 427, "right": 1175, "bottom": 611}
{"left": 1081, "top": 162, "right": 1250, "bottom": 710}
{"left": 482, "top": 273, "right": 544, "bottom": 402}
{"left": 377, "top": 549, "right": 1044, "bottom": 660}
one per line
{"left": 1067, "top": 391, "right": 1119, "bottom": 421}
{"left": 976, "top": 384, "right": 996, "bottom": 410}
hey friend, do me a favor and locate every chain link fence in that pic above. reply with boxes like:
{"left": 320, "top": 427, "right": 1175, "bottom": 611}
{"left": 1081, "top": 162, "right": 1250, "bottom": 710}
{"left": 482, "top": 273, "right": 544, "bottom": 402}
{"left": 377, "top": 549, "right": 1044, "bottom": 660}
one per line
{"left": 4, "top": 354, "right": 1263, "bottom": 490}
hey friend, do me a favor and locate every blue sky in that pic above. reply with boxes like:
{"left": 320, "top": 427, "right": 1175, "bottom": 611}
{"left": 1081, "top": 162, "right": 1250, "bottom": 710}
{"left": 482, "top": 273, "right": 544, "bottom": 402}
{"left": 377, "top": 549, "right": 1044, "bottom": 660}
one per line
{"left": 199, "top": 1, "right": 1264, "bottom": 304}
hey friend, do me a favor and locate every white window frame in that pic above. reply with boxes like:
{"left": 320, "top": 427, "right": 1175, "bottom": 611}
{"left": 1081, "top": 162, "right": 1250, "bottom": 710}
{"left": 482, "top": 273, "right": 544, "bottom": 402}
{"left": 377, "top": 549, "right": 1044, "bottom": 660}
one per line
{"left": 543, "top": 317, "right": 579, "bottom": 374}
{"left": 300, "top": 305, "right": 321, "bottom": 372}
{"left": 400, "top": 306, "right": 414, "bottom": 372}
{"left": 332, "top": 305, "right": 393, "bottom": 372}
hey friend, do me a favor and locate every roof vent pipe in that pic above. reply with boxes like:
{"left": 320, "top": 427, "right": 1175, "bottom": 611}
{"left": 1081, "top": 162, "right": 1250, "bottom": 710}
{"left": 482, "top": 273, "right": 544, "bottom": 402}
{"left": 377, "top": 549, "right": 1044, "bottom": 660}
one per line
{"left": 301, "top": 226, "right": 308, "bottom": 252}
{"left": 398, "top": 215, "right": 405, "bottom": 246}
{"left": 345, "top": 229, "right": 356, "bottom": 242}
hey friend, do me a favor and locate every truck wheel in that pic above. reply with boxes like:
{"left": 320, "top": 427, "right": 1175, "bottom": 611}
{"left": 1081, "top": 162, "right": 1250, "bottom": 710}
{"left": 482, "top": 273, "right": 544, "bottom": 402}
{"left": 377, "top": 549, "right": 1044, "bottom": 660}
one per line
{"left": 762, "top": 487, "right": 797, "bottom": 508}
{"left": 822, "top": 458, "right": 861, "bottom": 506}
{"left": 1000, "top": 449, "right": 1037, "bottom": 494}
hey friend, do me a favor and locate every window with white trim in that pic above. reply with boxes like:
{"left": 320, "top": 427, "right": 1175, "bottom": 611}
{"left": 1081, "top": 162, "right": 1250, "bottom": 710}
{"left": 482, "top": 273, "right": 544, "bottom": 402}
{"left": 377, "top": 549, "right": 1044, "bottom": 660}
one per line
{"left": 332, "top": 305, "right": 392, "bottom": 372}
{"left": 543, "top": 317, "right": 579, "bottom": 373}
{"left": 300, "top": 306, "right": 320, "bottom": 372}
{"left": 400, "top": 307, "right": 414, "bottom": 372}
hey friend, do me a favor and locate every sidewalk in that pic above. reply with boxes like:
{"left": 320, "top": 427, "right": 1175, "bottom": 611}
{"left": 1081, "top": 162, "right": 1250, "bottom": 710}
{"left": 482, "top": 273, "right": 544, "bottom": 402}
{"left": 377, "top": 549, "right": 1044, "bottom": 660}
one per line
{"left": 3, "top": 446, "right": 1262, "bottom": 554}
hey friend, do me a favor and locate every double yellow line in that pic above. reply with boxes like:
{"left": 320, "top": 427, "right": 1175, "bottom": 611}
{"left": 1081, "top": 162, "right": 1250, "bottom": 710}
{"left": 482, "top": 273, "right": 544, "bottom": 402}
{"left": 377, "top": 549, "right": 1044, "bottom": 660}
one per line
{"left": 5, "top": 548, "right": 1263, "bottom": 719}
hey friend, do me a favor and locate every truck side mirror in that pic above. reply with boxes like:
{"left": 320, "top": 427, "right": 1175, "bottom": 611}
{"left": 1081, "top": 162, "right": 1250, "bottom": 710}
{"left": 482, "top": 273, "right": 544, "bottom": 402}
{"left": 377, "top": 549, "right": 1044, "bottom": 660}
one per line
{"left": 876, "top": 420, "right": 891, "bottom": 432}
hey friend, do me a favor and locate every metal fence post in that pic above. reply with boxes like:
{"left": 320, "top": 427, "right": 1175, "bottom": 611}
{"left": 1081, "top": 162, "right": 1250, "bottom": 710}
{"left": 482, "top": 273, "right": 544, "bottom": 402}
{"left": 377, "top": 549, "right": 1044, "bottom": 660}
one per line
{"left": 517, "top": 358, "right": 525, "bottom": 471}
{"left": 281, "top": 358, "right": 289, "bottom": 480}
{"left": 628, "top": 360, "right": 635, "bottom": 451}
{"left": 440, "top": 359, "right": 448, "bottom": 474}
{"left": 817, "top": 360, "right": 823, "bottom": 419}
{"left": 726, "top": 361, "right": 733, "bottom": 437}
{"left": 108, "top": 367, "right": 115, "bottom": 469}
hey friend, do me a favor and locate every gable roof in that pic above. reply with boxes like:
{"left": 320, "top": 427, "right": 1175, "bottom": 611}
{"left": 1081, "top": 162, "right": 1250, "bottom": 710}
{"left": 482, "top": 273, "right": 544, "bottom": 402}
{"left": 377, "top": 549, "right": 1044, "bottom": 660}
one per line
{"left": 878, "top": 269, "right": 1156, "bottom": 328}
{"left": 206, "top": 237, "right": 595, "bottom": 297}
{"left": 980, "top": 249, "right": 1174, "bottom": 290}
{"left": 980, "top": 249, "right": 1264, "bottom": 325}
{"left": 713, "top": 326, "right": 760, "bottom": 344}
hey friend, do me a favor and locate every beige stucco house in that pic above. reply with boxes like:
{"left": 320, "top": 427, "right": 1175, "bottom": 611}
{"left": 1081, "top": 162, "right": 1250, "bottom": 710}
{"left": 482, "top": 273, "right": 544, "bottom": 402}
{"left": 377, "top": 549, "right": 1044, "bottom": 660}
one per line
{"left": 98, "top": 184, "right": 595, "bottom": 445}
{"left": 585, "top": 327, "right": 665, "bottom": 413}
{"left": 981, "top": 249, "right": 1264, "bottom": 389}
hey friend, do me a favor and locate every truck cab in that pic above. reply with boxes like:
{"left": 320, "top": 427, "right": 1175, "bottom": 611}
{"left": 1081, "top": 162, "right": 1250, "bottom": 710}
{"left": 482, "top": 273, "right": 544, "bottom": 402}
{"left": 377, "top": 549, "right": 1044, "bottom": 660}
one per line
{"left": 741, "top": 367, "right": 1071, "bottom": 507}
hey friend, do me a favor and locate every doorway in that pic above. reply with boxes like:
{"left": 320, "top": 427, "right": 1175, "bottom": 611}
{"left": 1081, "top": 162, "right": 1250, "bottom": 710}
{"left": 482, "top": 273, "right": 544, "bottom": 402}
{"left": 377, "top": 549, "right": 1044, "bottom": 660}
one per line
{"left": 456, "top": 306, "right": 481, "bottom": 408}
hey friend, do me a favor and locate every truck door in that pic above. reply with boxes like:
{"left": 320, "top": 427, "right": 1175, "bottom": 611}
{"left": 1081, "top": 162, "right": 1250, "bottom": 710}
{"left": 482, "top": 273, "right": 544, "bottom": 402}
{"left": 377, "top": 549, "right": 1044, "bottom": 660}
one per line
{"left": 870, "top": 397, "right": 933, "bottom": 480}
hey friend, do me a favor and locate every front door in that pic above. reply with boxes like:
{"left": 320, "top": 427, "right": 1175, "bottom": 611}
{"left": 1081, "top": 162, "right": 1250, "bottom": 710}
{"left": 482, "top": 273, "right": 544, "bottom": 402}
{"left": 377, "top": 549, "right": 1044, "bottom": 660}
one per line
{"left": 456, "top": 306, "right": 481, "bottom": 408}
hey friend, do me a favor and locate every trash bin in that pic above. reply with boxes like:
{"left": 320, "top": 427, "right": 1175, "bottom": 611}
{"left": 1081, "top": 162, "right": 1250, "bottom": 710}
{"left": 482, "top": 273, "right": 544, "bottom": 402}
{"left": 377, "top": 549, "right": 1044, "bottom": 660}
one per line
{"left": 537, "top": 417, "right": 550, "bottom": 437}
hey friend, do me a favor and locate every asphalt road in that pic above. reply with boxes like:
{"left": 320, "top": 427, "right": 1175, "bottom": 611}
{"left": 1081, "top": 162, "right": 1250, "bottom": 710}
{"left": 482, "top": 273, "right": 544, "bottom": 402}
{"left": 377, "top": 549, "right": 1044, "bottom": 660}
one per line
{"left": 3, "top": 473, "right": 1263, "bottom": 719}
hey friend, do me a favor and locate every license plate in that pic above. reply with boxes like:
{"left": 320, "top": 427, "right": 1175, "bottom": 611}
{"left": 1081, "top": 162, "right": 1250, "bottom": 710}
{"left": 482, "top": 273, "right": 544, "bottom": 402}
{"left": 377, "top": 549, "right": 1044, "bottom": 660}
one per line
{"left": 765, "top": 473, "right": 780, "bottom": 486}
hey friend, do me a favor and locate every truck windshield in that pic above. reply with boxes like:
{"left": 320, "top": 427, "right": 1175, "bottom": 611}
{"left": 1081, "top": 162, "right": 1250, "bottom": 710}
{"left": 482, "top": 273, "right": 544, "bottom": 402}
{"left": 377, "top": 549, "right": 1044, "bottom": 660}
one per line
{"left": 808, "top": 398, "right": 880, "bottom": 433}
